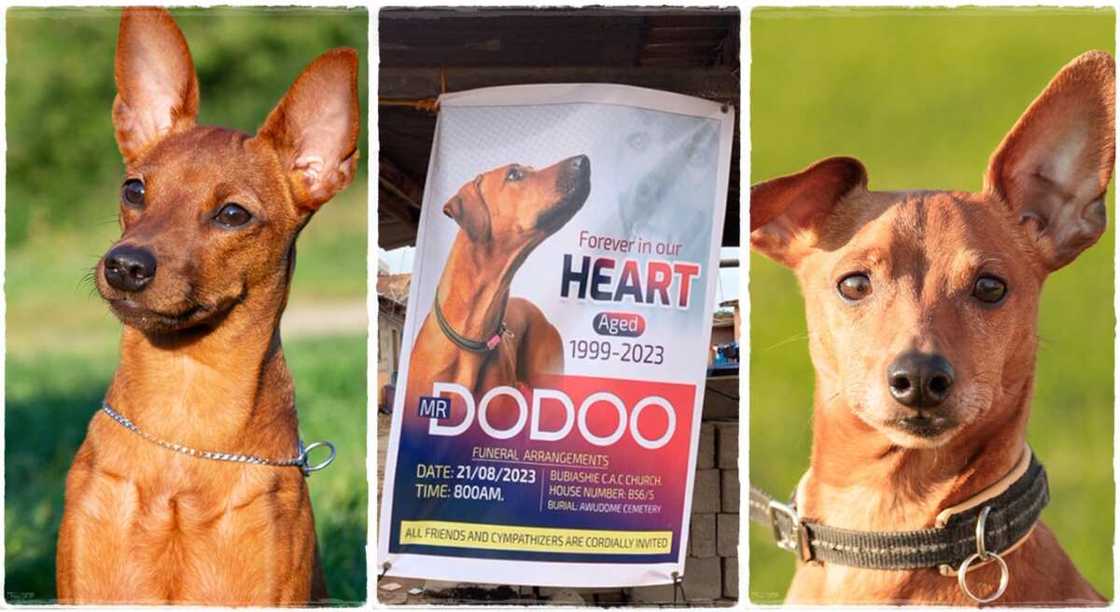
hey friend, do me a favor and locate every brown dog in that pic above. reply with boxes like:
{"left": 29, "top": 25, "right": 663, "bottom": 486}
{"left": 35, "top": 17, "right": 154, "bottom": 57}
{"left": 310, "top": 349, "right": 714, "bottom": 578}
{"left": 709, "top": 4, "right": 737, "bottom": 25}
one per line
{"left": 751, "top": 51, "right": 1113, "bottom": 605}
{"left": 403, "top": 157, "right": 590, "bottom": 423}
{"left": 55, "top": 8, "right": 359, "bottom": 605}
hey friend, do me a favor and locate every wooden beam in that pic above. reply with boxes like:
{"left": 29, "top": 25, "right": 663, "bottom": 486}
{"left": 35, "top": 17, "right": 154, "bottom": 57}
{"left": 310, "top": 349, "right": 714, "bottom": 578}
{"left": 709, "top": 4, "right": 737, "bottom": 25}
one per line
{"left": 378, "top": 156, "right": 424, "bottom": 210}
{"left": 378, "top": 155, "right": 424, "bottom": 249}
{"left": 378, "top": 217, "right": 419, "bottom": 250}
{"left": 377, "top": 189, "right": 414, "bottom": 223}
{"left": 381, "top": 8, "right": 737, "bottom": 20}
{"left": 379, "top": 66, "right": 738, "bottom": 104}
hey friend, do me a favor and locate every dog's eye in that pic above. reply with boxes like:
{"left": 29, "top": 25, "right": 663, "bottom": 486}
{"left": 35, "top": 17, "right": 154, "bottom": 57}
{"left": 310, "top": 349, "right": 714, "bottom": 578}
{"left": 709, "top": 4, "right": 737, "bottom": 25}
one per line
{"left": 973, "top": 275, "right": 1007, "bottom": 304}
{"left": 838, "top": 273, "right": 872, "bottom": 301}
{"left": 121, "top": 179, "right": 145, "bottom": 208}
{"left": 505, "top": 166, "right": 524, "bottom": 182}
{"left": 215, "top": 203, "right": 252, "bottom": 228}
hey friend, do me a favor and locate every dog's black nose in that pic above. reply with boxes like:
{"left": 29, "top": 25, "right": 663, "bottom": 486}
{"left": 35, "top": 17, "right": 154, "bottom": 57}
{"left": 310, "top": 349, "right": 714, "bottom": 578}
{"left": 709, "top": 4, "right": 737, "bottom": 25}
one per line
{"left": 887, "top": 352, "right": 955, "bottom": 409}
{"left": 104, "top": 245, "right": 157, "bottom": 292}
{"left": 569, "top": 155, "right": 589, "bottom": 171}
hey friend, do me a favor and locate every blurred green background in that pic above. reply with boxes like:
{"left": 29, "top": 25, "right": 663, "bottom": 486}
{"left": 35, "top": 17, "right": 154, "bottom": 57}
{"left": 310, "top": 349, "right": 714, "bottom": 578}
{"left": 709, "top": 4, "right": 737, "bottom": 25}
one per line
{"left": 5, "top": 7, "right": 369, "bottom": 604}
{"left": 750, "top": 7, "right": 1114, "bottom": 603}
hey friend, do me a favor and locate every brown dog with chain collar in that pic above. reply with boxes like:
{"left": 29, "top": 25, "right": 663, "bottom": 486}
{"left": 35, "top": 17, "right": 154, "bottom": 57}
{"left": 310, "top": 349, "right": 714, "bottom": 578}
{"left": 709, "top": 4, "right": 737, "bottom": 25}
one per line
{"left": 751, "top": 52, "right": 1112, "bottom": 605}
{"left": 55, "top": 8, "right": 358, "bottom": 604}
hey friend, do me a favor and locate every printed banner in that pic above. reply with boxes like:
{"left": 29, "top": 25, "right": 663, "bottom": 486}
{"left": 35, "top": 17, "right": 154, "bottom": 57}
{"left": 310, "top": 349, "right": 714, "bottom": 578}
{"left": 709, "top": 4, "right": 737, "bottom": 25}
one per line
{"left": 378, "top": 84, "right": 734, "bottom": 587}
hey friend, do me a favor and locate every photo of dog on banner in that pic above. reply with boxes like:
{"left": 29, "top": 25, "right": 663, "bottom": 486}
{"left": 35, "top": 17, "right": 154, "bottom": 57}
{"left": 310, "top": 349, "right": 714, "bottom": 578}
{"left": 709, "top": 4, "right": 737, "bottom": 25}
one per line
{"left": 377, "top": 6, "right": 741, "bottom": 606}
{"left": 11, "top": 2, "right": 1120, "bottom": 610}
{"left": 403, "top": 155, "right": 591, "bottom": 414}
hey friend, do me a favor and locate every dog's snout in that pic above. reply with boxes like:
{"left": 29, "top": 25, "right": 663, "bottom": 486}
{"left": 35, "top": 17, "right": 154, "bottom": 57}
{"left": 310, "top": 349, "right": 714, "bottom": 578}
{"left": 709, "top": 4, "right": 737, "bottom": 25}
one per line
{"left": 561, "top": 155, "right": 591, "bottom": 183}
{"left": 887, "top": 352, "right": 955, "bottom": 409}
{"left": 104, "top": 245, "right": 157, "bottom": 292}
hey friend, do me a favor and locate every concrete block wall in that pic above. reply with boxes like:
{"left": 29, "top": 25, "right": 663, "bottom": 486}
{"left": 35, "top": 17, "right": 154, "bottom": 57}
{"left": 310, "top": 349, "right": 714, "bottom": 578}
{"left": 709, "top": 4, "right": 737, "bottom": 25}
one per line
{"left": 632, "top": 420, "right": 739, "bottom": 605}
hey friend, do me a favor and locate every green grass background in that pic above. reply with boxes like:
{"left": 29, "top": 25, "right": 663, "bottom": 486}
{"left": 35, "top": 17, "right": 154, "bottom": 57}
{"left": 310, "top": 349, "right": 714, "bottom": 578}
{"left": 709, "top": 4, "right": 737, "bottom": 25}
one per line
{"left": 750, "top": 7, "right": 1115, "bottom": 603}
{"left": 5, "top": 8, "right": 369, "bottom": 604}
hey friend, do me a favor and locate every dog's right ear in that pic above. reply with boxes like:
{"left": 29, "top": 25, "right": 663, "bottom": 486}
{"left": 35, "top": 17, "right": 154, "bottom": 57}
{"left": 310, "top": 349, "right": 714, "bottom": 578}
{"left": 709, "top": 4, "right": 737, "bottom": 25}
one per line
{"left": 443, "top": 179, "right": 492, "bottom": 242}
{"left": 112, "top": 8, "right": 199, "bottom": 163}
{"left": 750, "top": 157, "right": 868, "bottom": 267}
{"left": 985, "top": 51, "right": 1115, "bottom": 272}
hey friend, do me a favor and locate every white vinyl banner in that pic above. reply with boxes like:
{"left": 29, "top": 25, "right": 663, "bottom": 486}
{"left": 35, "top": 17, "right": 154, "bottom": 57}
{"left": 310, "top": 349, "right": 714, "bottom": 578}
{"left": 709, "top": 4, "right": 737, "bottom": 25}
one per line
{"left": 379, "top": 84, "right": 734, "bottom": 587}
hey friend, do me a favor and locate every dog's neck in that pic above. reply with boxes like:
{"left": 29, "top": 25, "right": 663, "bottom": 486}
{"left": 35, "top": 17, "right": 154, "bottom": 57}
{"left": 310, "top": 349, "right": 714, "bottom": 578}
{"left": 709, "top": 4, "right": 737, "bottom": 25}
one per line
{"left": 104, "top": 274, "right": 299, "bottom": 457}
{"left": 800, "top": 374, "right": 1033, "bottom": 532}
{"left": 435, "top": 234, "right": 531, "bottom": 342}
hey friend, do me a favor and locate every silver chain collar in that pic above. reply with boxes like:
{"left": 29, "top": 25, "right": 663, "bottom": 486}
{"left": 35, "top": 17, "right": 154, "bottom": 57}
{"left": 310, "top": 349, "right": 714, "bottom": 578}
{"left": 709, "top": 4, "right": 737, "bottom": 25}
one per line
{"left": 100, "top": 401, "right": 335, "bottom": 477}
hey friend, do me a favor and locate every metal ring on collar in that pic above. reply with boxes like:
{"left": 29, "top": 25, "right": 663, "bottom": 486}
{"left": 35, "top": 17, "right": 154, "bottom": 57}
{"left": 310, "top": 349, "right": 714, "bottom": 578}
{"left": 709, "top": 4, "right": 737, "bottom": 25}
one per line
{"left": 300, "top": 441, "right": 337, "bottom": 476}
{"left": 958, "top": 550, "right": 1009, "bottom": 603}
{"left": 975, "top": 505, "right": 992, "bottom": 559}
{"left": 957, "top": 506, "right": 1009, "bottom": 603}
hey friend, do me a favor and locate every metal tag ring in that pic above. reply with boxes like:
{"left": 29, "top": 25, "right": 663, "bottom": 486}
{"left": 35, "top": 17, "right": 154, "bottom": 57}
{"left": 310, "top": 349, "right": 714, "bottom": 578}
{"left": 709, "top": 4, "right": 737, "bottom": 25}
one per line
{"left": 300, "top": 441, "right": 337, "bottom": 476}
{"left": 957, "top": 550, "right": 1009, "bottom": 604}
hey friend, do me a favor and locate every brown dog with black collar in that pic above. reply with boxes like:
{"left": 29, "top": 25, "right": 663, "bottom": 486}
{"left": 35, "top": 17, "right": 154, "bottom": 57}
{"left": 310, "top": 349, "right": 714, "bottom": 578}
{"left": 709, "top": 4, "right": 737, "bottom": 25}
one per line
{"left": 55, "top": 8, "right": 359, "bottom": 605}
{"left": 751, "top": 51, "right": 1112, "bottom": 605}
{"left": 403, "top": 156, "right": 591, "bottom": 425}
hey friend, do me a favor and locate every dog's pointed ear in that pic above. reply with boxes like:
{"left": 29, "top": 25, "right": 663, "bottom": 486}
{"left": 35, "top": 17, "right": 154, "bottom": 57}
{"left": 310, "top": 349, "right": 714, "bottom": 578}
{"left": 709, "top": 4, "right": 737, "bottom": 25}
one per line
{"left": 443, "top": 179, "right": 492, "bottom": 242}
{"left": 985, "top": 51, "right": 1115, "bottom": 272}
{"left": 112, "top": 7, "right": 200, "bottom": 163}
{"left": 256, "top": 48, "right": 360, "bottom": 213}
{"left": 750, "top": 157, "right": 868, "bottom": 267}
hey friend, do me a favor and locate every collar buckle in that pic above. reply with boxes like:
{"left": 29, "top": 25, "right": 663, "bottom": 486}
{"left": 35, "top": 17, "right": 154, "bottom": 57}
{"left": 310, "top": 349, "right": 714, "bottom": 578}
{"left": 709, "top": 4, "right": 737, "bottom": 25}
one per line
{"left": 768, "top": 500, "right": 809, "bottom": 561}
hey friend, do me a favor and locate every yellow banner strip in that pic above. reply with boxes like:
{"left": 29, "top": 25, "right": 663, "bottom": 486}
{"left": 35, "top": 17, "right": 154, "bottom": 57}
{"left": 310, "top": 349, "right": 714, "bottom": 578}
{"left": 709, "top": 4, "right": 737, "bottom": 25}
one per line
{"left": 399, "top": 520, "right": 673, "bottom": 555}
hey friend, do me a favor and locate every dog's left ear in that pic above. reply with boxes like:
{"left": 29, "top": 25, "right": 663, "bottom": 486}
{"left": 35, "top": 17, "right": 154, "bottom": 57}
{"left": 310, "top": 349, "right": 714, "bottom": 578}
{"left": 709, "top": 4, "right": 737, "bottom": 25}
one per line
{"left": 256, "top": 48, "right": 360, "bottom": 213}
{"left": 985, "top": 51, "right": 1115, "bottom": 272}
{"left": 443, "top": 179, "right": 492, "bottom": 242}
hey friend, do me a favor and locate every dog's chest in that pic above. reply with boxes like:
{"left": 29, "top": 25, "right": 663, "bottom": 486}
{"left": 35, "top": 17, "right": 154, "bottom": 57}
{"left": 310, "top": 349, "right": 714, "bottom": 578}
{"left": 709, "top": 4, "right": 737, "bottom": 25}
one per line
{"left": 788, "top": 564, "right": 964, "bottom": 604}
{"left": 66, "top": 444, "right": 314, "bottom": 601}
{"left": 483, "top": 340, "right": 521, "bottom": 384}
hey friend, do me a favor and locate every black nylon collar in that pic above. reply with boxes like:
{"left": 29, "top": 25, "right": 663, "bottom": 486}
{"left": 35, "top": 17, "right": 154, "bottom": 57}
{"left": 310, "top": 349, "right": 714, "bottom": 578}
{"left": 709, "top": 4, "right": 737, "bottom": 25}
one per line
{"left": 749, "top": 453, "right": 1049, "bottom": 571}
{"left": 433, "top": 297, "right": 505, "bottom": 353}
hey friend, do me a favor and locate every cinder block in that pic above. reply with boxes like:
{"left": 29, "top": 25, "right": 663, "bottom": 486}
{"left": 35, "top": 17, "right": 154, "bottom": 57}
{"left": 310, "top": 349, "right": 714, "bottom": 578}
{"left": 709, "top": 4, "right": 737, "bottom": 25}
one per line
{"left": 543, "top": 588, "right": 588, "bottom": 604}
{"left": 631, "top": 583, "right": 676, "bottom": 604}
{"left": 717, "top": 513, "right": 739, "bottom": 558}
{"left": 631, "top": 557, "right": 723, "bottom": 605}
{"left": 721, "top": 469, "right": 740, "bottom": 513}
{"left": 682, "top": 556, "right": 723, "bottom": 601}
{"left": 421, "top": 580, "right": 458, "bottom": 594}
{"left": 378, "top": 589, "right": 408, "bottom": 605}
{"left": 723, "top": 557, "right": 739, "bottom": 599}
{"left": 716, "top": 422, "right": 738, "bottom": 469}
{"left": 692, "top": 469, "right": 721, "bottom": 513}
{"left": 592, "top": 590, "right": 627, "bottom": 604}
{"left": 689, "top": 513, "right": 716, "bottom": 558}
{"left": 697, "top": 422, "right": 716, "bottom": 469}
{"left": 539, "top": 586, "right": 616, "bottom": 599}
